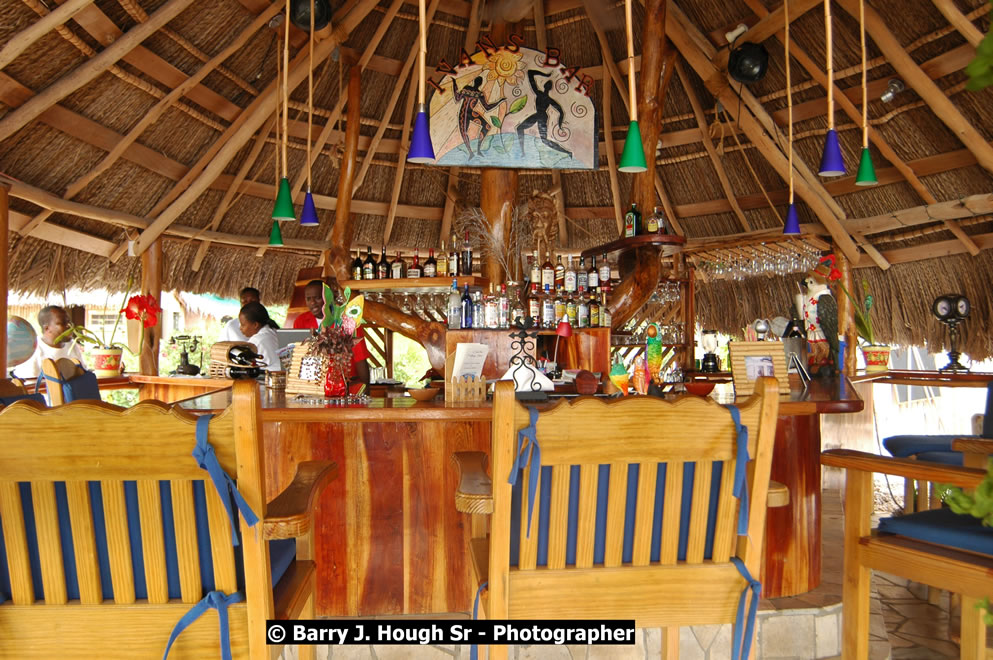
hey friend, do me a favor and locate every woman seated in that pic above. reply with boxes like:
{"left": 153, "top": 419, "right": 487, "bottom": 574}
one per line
{"left": 238, "top": 302, "right": 281, "bottom": 372}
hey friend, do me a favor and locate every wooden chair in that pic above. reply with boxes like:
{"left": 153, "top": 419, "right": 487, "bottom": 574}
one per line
{"left": 0, "top": 380, "right": 336, "bottom": 659}
{"left": 822, "top": 445, "right": 992, "bottom": 659}
{"left": 40, "top": 357, "right": 101, "bottom": 405}
{"left": 0, "top": 377, "right": 46, "bottom": 407}
{"left": 454, "top": 378, "right": 780, "bottom": 659}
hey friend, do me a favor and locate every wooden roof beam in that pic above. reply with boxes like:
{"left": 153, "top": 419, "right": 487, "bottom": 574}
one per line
{"left": 0, "top": 0, "right": 95, "bottom": 72}
{"left": 384, "top": 75, "right": 420, "bottom": 245}
{"left": 930, "top": 0, "right": 984, "bottom": 48}
{"left": 675, "top": 61, "right": 750, "bottom": 232}
{"left": 715, "top": 0, "right": 822, "bottom": 64}
{"left": 666, "top": 1, "right": 861, "bottom": 262}
{"left": 8, "top": 209, "right": 116, "bottom": 258}
{"left": 853, "top": 231, "right": 993, "bottom": 269}
{"left": 837, "top": 0, "right": 993, "bottom": 176}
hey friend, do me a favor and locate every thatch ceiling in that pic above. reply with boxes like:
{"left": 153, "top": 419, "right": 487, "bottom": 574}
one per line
{"left": 1, "top": 0, "right": 992, "bottom": 355}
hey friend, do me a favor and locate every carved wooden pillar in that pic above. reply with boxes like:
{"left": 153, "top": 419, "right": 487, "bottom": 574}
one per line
{"left": 0, "top": 182, "right": 8, "bottom": 377}
{"left": 325, "top": 66, "right": 362, "bottom": 282}
{"left": 140, "top": 238, "right": 163, "bottom": 375}
{"left": 835, "top": 245, "right": 857, "bottom": 376}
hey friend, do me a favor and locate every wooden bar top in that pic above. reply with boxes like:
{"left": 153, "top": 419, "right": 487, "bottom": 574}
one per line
{"left": 850, "top": 369, "right": 993, "bottom": 387}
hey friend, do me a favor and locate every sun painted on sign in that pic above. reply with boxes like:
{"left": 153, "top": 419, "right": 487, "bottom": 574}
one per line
{"left": 426, "top": 36, "right": 597, "bottom": 170}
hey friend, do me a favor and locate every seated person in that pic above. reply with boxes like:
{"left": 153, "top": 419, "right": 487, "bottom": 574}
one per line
{"left": 222, "top": 287, "right": 260, "bottom": 342}
{"left": 293, "top": 279, "right": 370, "bottom": 385}
{"left": 13, "top": 305, "right": 85, "bottom": 380}
{"left": 238, "top": 302, "right": 281, "bottom": 372}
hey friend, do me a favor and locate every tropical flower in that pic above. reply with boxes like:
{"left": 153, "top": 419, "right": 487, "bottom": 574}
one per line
{"left": 484, "top": 49, "right": 524, "bottom": 91}
{"left": 123, "top": 294, "right": 162, "bottom": 329}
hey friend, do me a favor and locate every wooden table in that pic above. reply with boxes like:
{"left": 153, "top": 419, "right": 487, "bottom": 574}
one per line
{"left": 128, "top": 374, "right": 233, "bottom": 403}
{"left": 851, "top": 369, "right": 993, "bottom": 387}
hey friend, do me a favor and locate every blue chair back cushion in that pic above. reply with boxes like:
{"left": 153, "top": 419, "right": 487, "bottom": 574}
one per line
{"left": 878, "top": 508, "right": 993, "bottom": 557}
{"left": 509, "top": 461, "right": 723, "bottom": 567}
{"left": 0, "top": 480, "right": 293, "bottom": 604}
{"left": 0, "top": 393, "right": 47, "bottom": 406}
{"left": 56, "top": 371, "right": 102, "bottom": 403}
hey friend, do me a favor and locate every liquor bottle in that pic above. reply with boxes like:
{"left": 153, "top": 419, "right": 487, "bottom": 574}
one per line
{"left": 391, "top": 251, "right": 405, "bottom": 279}
{"left": 645, "top": 206, "right": 661, "bottom": 234}
{"left": 587, "top": 255, "right": 599, "bottom": 292}
{"left": 436, "top": 242, "right": 448, "bottom": 277}
{"left": 450, "top": 234, "right": 460, "bottom": 276}
{"left": 351, "top": 250, "right": 364, "bottom": 281}
{"left": 473, "top": 291, "right": 483, "bottom": 326}
{"left": 564, "top": 256, "right": 577, "bottom": 293}
{"left": 577, "top": 294, "right": 589, "bottom": 328}
{"left": 423, "top": 248, "right": 437, "bottom": 277}
{"left": 598, "top": 253, "right": 611, "bottom": 291}
{"left": 554, "top": 255, "right": 565, "bottom": 291}
{"left": 447, "top": 279, "right": 462, "bottom": 329}
{"left": 566, "top": 294, "right": 578, "bottom": 326}
{"left": 577, "top": 256, "right": 588, "bottom": 293}
{"left": 363, "top": 246, "right": 376, "bottom": 280}
{"left": 528, "top": 283, "right": 541, "bottom": 326}
{"left": 554, "top": 289, "right": 566, "bottom": 325}
{"left": 541, "top": 284, "right": 556, "bottom": 329}
{"left": 589, "top": 294, "right": 600, "bottom": 328}
{"left": 541, "top": 252, "right": 555, "bottom": 290}
{"left": 377, "top": 246, "right": 390, "bottom": 279}
{"left": 498, "top": 284, "right": 510, "bottom": 329}
{"left": 461, "top": 231, "right": 473, "bottom": 276}
{"left": 600, "top": 291, "right": 612, "bottom": 328}
{"left": 460, "top": 284, "right": 473, "bottom": 329}
{"left": 623, "top": 203, "right": 640, "bottom": 238}
{"left": 529, "top": 249, "right": 541, "bottom": 285}
{"left": 484, "top": 283, "right": 499, "bottom": 329}
{"left": 407, "top": 250, "right": 421, "bottom": 278}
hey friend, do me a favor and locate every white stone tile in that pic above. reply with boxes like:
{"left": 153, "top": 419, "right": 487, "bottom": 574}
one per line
{"left": 678, "top": 627, "right": 705, "bottom": 660}
{"left": 643, "top": 628, "right": 660, "bottom": 657}
{"left": 761, "top": 614, "right": 814, "bottom": 658}
{"left": 317, "top": 645, "right": 331, "bottom": 660}
{"left": 329, "top": 645, "right": 375, "bottom": 659}
{"left": 373, "top": 645, "right": 453, "bottom": 660}
{"left": 517, "top": 645, "right": 573, "bottom": 659}
{"left": 707, "top": 624, "right": 732, "bottom": 660}
{"left": 815, "top": 613, "right": 840, "bottom": 658}
{"left": 690, "top": 624, "right": 721, "bottom": 651}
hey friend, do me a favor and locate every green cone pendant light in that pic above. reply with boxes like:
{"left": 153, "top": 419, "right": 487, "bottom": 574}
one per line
{"left": 854, "top": 0, "right": 877, "bottom": 186}
{"left": 269, "top": 220, "right": 284, "bottom": 246}
{"left": 272, "top": 176, "right": 296, "bottom": 220}
{"left": 618, "top": 0, "right": 647, "bottom": 173}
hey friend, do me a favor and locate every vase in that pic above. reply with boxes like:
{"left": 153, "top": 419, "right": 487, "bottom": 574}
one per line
{"left": 323, "top": 363, "right": 348, "bottom": 398}
{"left": 91, "top": 347, "right": 124, "bottom": 378}
{"left": 861, "top": 345, "right": 891, "bottom": 372}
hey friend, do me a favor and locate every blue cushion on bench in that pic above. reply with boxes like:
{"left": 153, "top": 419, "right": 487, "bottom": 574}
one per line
{"left": 0, "top": 393, "right": 46, "bottom": 406}
{"left": 883, "top": 435, "right": 962, "bottom": 458}
{"left": 914, "top": 451, "right": 964, "bottom": 466}
{"left": 0, "top": 480, "right": 294, "bottom": 604}
{"left": 878, "top": 508, "right": 993, "bottom": 557}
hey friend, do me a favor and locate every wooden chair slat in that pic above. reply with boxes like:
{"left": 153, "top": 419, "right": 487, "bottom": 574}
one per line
{"left": 517, "top": 465, "right": 540, "bottom": 570}
{"left": 64, "top": 481, "right": 102, "bottom": 604}
{"left": 137, "top": 480, "right": 169, "bottom": 604}
{"left": 686, "top": 461, "right": 713, "bottom": 564}
{"left": 545, "top": 465, "right": 570, "bottom": 570}
{"left": 574, "top": 465, "right": 598, "bottom": 568}
{"left": 31, "top": 481, "right": 68, "bottom": 604}
{"left": 170, "top": 479, "right": 202, "bottom": 603}
{"left": 631, "top": 462, "right": 658, "bottom": 566}
{"left": 603, "top": 463, "right": 628, "bottom": 568}
{"left": 0, "top": 481, "right": 35, "bottom": 604}
{"left": 205, "top": 482, "right": 239, "bottom": 594}
{"left": 100, "top": 479, "right": 135, "bottom": 604}
{"left": 660, "top": 462, "right": 684, "bottom": 565}
{"left": 711, "top": 459, "right": 738, "bottom": 564}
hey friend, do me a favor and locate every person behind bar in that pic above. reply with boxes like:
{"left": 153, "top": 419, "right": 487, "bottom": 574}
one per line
{"left": 221, "top": 287, "right": 260, "bottom": 342}
{"left": 292, "top": 279, "right": 370, "bottom": 385}
{"left": 238, "top": 301, "right": 281, "bottom": 372}
{"left": 13, "top": 305, "right": 86, "bottom": 380}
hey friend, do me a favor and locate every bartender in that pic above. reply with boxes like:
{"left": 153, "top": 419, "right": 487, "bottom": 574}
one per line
{"left": 293, "top": 279, "right": 370, "bottom": 385}
{"left": 237, "top": 302, "right": 281, "bottom": 372}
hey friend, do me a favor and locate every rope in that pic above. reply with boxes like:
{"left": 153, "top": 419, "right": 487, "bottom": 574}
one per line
{"left": 824, "top": 0, "right": 835, "bottom": 130}
{"left": 860, "top": 0, "right": 869, "bottom": 148}
{"left": 625, "top": 0, "right": 637, "bottom": 121}
{"left": 282, "top": 0, "right": 290, "bottom": 179}
{"left": 308, "top": 0, "right": 315, "bottom": 192}
{"left": 722, "top": 106, "right": 783, "bottom": 223}
{"left": 786, "top": 0, "right": 793, "bottom": 204}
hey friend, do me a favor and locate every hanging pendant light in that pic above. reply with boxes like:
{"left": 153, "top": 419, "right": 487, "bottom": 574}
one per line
{"left": 269, "top": 220, "right": 285, "bottom": 246}
{"left": 854, "top": 0, "right": 877, "bottom": 186}
{"left": 818, "top": 0, "right": 846, "bottom": 176}
{"left": 618, "top": 0, "right": 647, "bottom": 173}
{"left": 407, "top": 0, "right": 435, "bottom": 163}
{"left": 783, "top": 0, "right": 801, "bottom": 235}
{"left": 272, "top": 0, "right": 297, "bottom": 221}
{"left": 299, "top": 0, "right": 321, "bottom": 225}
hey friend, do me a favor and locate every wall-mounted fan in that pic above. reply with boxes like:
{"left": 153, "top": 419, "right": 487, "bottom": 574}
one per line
{"left": 932, "top": 294, "right": 970, "bottom": 372}
{"left": 290, "top": 0, "right": 333, "bottom": 32}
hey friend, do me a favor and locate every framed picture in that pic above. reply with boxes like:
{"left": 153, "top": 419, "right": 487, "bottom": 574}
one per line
{"left": 728, "top": 341, "right": 790, "bottom": 398}
{"left": 285, "top": 343, "right": 326, "bottom": 395}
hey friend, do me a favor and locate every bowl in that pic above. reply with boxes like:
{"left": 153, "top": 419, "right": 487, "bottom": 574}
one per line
{"left": 406, "top": 386, "right": 439, "bottom": 401}
{"left": 684, "top": 381, "right": 716, "bottom": 397}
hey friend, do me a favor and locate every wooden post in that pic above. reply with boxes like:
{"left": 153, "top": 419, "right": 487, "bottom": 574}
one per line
{"left": 325, "top": 66, "right": 362, "bottom": 282}
{"left": 140, "top": 239, "right": 162, "bottom": 375}
{"left": 0, "top": 181, "right": 8, "bottom": 377}
{"left": 480, "top": 169, "right": 517, "bottom": 284}
{"left": 835, "top": 247, "right": 858, "bottom": 376}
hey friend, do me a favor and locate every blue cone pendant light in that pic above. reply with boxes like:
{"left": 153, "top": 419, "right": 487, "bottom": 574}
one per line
{"left": 818, "top": 129, "right": 846, "bottom": 177}
{"left": 784, "top": 203, "right": 801, "bottom": 235}
{"left": 299, "top": 190, "right": 320, "bottom": 225}
{"left": 407, "top": 104, "right": 435, "bottom": 163}
{"left": 618, "top": 120, "right": 647, "bottom": 172}
{"left": 268, "top": 220, "right": 284, "bottom": 246}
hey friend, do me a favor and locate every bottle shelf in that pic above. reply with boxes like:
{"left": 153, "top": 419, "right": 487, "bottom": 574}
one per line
{"left": 449, "top": 328, "right": 610, "bottom": 335}
{"left": 580, "top": 234, "right": 686, "bottom": 259}
{"left": 339, "top": 276, "right": 489, "bottom": 293}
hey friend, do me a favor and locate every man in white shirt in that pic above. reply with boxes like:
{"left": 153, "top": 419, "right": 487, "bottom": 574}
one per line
{"left": 13, "top": 306, "right": 86, "bottom": 380}
{"left": 221, "top": 287, "right": 260, "bottom": 342}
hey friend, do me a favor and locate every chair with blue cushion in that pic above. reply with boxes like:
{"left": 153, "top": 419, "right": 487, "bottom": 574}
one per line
{"left": 454, "top": 378, "right": 780, "bottom": 660}
{"left": 822, "top": 445, "right": 992, "bottom": 659}
{"left": 0, "top": 379, "right": 337, "bottom": 659}
{"left": 40, "top": 357, "right": 102, "bottom": 405}
{"left": 0, "top": 377, "right": 46, "bottom": 407}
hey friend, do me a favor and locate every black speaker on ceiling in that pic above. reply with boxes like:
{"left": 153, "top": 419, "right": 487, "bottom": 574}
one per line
{"left": 290, "top": 0, "right": 333, "bottom": 32}
{"left": 728, "top": 42, "right": 769, "bottom": 84}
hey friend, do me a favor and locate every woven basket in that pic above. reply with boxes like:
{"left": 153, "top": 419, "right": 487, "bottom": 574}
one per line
{"left": 208, "top": 341, "right": 254, "bottom": 379}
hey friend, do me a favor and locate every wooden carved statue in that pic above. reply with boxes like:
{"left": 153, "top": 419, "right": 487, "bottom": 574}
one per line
{"left": 526, "top": 190, "right": 559, "bottom": 256}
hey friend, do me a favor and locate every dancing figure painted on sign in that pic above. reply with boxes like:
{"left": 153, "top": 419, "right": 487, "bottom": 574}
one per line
{"left": 516, "top": 70, "right": 572, "bottom": 159}
{"left": 453, "top": 76, "right": 504, "bottom": 158}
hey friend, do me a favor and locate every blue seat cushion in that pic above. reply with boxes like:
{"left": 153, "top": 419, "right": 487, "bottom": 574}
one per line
{"left": 914, "top": 451, "right": 964, "bottom": 466}
{"left": 878, "top": 508, "right": 993, "bottom": 557}
{"left": 883, "top": 435, "right": 962, "bottom": 458}
{"left": 0, "top": 481, "right": 293, "bottom": 604}
{"left": 0, "top": 393, "right": 46, "bottom": 406}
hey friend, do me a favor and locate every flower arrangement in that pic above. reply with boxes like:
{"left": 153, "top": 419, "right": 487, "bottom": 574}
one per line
{"left": 303, "top": 283, "right": 365, "bottom": 397}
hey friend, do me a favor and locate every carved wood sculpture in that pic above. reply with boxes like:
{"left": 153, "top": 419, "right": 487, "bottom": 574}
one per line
{"left": 526, "top": 190, "right": 559, "bottom": 259}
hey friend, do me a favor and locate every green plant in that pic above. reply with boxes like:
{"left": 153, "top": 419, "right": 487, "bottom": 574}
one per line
{"left": 965, "top": 1, "right": 993, "bottom": 90}
{"left": 835, "top": 278, "right": 876, "bottom": 345}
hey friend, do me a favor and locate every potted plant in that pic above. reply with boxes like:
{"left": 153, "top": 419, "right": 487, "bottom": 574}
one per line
{"left": 837, "top": 278, "right": 890, "bottom": 372}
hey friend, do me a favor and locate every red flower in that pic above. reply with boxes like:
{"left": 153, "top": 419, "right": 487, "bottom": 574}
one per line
{"left": 122, "top": 294, "right": 162, "bottom": 329}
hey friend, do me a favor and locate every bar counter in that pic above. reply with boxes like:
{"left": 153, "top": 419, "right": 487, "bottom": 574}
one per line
{"left": 176, "top": 375, "right": 862, "bottom": 614}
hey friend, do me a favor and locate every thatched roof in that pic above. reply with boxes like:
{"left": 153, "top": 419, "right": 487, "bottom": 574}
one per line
{"left": 1, "top": 0, "right": 992, "bottom": 355}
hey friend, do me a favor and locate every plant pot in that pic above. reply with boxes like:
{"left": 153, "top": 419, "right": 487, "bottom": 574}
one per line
{"left": 91, "top": 347, "right": 124, "bottom": 377}
{"left": 861, "top": 345, "right": 891, "bottom": 372}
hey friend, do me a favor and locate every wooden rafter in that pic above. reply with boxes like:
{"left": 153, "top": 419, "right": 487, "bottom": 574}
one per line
{"left": 930, "top": 0, "right": 984, "bottom": 48}
{"left": 7, "top": 209, "right": 116, "bottom": 258}
{"left": 584, "top": 0, "right": 622, "bottom": 234}
{"left": 675, "top": 61, "right": 750, "bottom": 232}
{"left": 383, "top": 75, "right": 419, "bottom": 245}
{"left": 725, "top": 0, "right": 822, "bottom": 52}
{"left": 0, "top": 0, "right": 94, "bottom": 71}
{"left": 837, "top": 0, "right": 993, "bottom": 175}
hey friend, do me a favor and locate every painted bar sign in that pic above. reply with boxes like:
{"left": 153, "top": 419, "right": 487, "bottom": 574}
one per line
{"left": 426, "top": 35, "right": 597, "bottom": 170}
